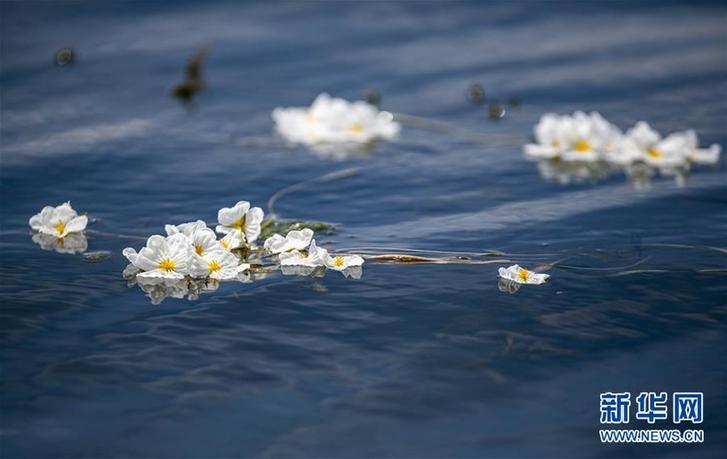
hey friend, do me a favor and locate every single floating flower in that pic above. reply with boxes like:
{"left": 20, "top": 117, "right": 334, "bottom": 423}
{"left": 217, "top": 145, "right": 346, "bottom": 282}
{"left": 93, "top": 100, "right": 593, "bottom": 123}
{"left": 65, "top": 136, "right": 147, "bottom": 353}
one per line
{"left": 318, "top": 247, "right": 365, "bottom": 272}
{"left": 29, "top": 201, "right": 88, "bottom": 238}
{"left": 123, "top": 233, "right": 191, "bottom": 280}
{"left": 498, "top": 264, "right": 549, "bottom": 285}
{"left": 524, "top": 111, "right": 620, "bottom": 163}
{"left": 263, "top": 228, "right": 314, "bottom": 254}
{"left": 614, "top": 121, "right": 721, "bottom": 170}
{"left": 216, "top": 200, "right": 264, "bottom": 244}
{"left": 272, "top": 93, "right": 400, "bottom": 151}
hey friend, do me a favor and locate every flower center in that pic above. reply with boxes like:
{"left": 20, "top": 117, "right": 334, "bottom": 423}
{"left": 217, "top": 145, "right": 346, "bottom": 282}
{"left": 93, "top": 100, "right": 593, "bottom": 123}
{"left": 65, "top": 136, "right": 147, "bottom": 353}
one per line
{"left": 574, "top": 140, "right": 591, "bottom": 152}
{"left": 55, "top": 221, "right": 66, "bottom": 235}
{"left": 647, "top": 148, "right": 662, "bottom": 159}
{"left": 159, "top": 258, "right": 176, "bottom": 272}
{"left": 194, "top": 244, "right": 204, "bottom": 255}
{"left": 333, "top": 256, "right": 345, "bottom": 267}
{"left": 220, "top": 240, "right": 229, "bottom": 249}
{"left": 233, "top": 216, "right": 246, "bottom": 231}
{"left": 349, "top": 123, "right": 364, "bottom": 134}
{"left": 517, "top": 268, "right": 530, "bottom": 282}
{"left": 550, "top": 139, "right": 560, "bottom": 148}
{"left": 207, "top": 259, "right": 222, "bottom": 273}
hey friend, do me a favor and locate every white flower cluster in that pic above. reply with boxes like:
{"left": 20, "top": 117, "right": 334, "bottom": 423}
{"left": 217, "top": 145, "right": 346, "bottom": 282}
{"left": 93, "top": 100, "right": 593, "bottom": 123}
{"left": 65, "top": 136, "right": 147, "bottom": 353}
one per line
{"left": 29, "top": 202, "right": 89, "bottom": 254}
{"left": 264, "top": 228, "right": 364, "bottom": 279}
{"left": 272, "top": 93, "right": 400, "bottom": 157}
{"left": 122, "top": 200, "right": 265, "bottom": 283}
{"left": 524, "top": 112, "right": 721, "bottom": 185}
{"left": 117, "top": 199, "right": 364, "bottom": 304}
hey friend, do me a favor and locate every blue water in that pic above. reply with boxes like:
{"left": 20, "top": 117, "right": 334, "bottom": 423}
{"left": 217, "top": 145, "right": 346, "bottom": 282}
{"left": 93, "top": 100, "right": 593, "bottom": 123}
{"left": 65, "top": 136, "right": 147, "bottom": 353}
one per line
{"left": 1, "top": 1, "right": 726, "bottom": 458}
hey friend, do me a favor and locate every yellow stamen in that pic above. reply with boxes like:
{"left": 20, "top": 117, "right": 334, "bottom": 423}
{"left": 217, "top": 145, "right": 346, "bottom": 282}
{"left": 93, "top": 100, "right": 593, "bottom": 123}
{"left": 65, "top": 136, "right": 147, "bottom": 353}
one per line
{"left": 517, "top": 268, "right": 530, "bottom": 282}
{"left": 159, "top": 259, "right": 176, "bottom": 272}
{"left": 333, "top": 256, "right": 345, "bottom": 267}
{"left": 194, "top": 244, "right": 204, "bottom": 255}
{"left": 298, "top": 252, "right": 307, "bottom": 259}
{"left": 220, "top": 240, "right": 229, "bottom": 249}
{"left": 207, "top": 259, "right": 222, "bottom": 273}
{"left": 55, "top": 221, "right": 66, "bottom": 235}
{"left": 574, "top": 140, "right": 591, "bottom": 152}
{"left": 349, "top": 123, "right": 364, "bottom": 134}
{"left": 550, "top": 139, "right": 560, "bottom": 148}
{"left": 647, "top": 148, "right": 662, "bottom": 159}
{"left": 233, "top": 216, "right": 246, "bottom": 231}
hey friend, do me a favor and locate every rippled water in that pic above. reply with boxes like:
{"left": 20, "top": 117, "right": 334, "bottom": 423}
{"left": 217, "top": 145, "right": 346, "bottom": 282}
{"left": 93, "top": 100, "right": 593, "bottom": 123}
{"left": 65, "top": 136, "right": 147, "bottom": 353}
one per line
{"left": 1, "top": 1, "right": 726, "bottom": 457}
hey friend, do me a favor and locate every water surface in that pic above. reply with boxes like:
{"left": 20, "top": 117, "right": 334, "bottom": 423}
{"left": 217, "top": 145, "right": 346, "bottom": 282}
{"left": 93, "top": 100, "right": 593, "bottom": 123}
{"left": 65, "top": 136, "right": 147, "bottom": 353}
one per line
{"left": 1, "top": 1, "right": 726, "bottom": 458}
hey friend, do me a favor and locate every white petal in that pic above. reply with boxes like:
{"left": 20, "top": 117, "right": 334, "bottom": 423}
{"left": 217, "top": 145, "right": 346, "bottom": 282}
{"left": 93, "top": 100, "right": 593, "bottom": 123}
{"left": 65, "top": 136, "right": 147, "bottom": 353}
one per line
{"left": 122, "top": 247, "right": 138, "bottom": 264}
{"left": 65, "top": 215, "right": 88, "bottom": 233}
{"left": 217, "top": 201, "right": 249, "bottom": 226}
{"left": 263, "top": 234, "right": 287, "bottom": 254}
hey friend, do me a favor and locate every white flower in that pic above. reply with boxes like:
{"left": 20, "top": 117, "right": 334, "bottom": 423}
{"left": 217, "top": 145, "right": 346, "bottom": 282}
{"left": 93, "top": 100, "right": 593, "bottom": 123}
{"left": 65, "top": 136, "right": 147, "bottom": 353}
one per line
{"left": 216, "top": 200, "right": 264, "bottom": 244}
{"left": 189, "top": 248, "right": 249, "bottom": 281}
{"left": 525, "top": 112, "right": 620, "bottom": 162}
{"left": 264, "top": 228, "right": 314, "bottom": 254}
{"left": 32, "top": 232, "right": 88, "bottom": 254}
{"left": 219, "top": 231, "right": 243, "bottom": 251}
{"left": 186, "top": 227, "right": 219, "bottom": 257}
{"left": 164, "top": 220, "right": 208, "bottom": 238}
{"left": 498, "top": 264, "right": 549, "bottom": 285}
{"left": 272, "top": 93, "right": 400, "bottom": 148}
{"left": 318, "top": 248, "right": 365, "bottom": 272}
{"left": 523, "top": 113, "right": 566, "bottom": 160}
{"left": 615, "top": 122, "right": 688, "bottom": 169}
{"left": 122, "top": 233, "right": 191, "bottom": 280}
{"left": 615, "top": 122, "right": 720, "bottom": 169}
{"left": 29, "top": 201, "right": 88, "bottom": 238}
{"left": 279, "top": 239, "right": 325, "bottom": 267}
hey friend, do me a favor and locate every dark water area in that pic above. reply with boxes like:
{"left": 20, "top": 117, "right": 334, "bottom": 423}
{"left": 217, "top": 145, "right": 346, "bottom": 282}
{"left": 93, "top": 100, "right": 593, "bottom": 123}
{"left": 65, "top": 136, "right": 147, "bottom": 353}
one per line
{"left": 1, "top": 1, "right": 726, "bottom": 458}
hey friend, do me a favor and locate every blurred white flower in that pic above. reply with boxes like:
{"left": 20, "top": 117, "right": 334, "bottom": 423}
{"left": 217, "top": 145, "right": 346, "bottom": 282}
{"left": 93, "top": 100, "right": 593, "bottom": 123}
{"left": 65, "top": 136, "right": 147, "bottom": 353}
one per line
{"left": 216, "top": 200, "right": 264, "bottom": 244}
{"left": 32, "top": 232, "right": 88, "bottom": 254}
{"left": 272, "top": 93, "right": 400, "bottom": 149}
{"left": 29, "top": 201, "right": 88, "bottom": 238}
{"left": 498, "top": 264, "right": 549, "bottom": 285}
{"left": 189, "top": 248, "right": 249, "bottom": 281}
{"left": 523, "top": 113, "right": 566, "bottom": 160}
{"left": 264, "top": 228, "right": 314, "bottom": 254}
{"left": 122, "top": 233, "right": 191, "bottom": 280}
{"left": 525, "top": 112, "right": 620, "bottom": 162}
{"left": 615, "top": 122, "right": 721, "bottom": 170}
